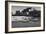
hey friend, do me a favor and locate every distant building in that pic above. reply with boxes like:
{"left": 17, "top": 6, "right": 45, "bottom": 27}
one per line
{"left": 12, "top": 7, "right": 40, "bottom": 17}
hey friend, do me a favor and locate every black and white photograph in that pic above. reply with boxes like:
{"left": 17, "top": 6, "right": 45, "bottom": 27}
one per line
{"left": 5, "top": 1, "right": 45, "bottom": 32}
{"left": 12, "top": 6, "right": 41, "bottom": 28}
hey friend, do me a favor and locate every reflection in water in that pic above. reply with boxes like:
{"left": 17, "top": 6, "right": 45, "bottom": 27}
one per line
{"left": 12, "top": 16, "right": 40, "bottom": 28}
